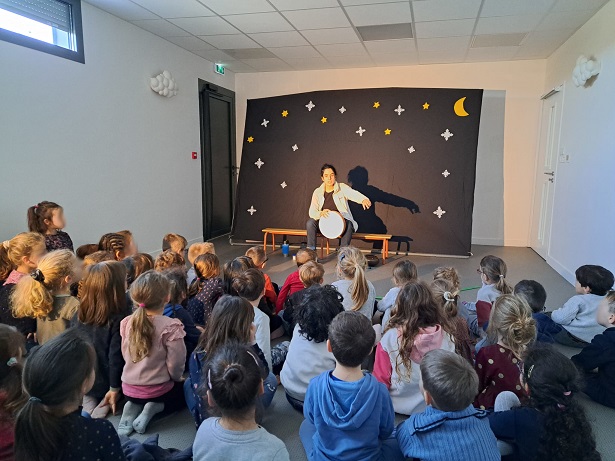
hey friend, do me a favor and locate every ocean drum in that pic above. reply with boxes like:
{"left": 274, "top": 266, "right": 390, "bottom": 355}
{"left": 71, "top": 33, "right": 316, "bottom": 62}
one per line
{"left": 319, "top": 211, "right": 346, "bottom": 239}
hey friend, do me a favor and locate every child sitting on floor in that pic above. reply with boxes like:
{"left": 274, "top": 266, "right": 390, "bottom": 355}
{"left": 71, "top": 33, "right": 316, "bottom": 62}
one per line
{"left": 301, "top": 311, "right": 403, "bottom": 461}
{"left": 187, "top": 253, "right": 223, "bottom": 327}
{"left": 380, "top": 259, "right": 417, "bottom": 328}
{"left": 572, "top": 289, "right": 615, "bottom": 408}
{"left": 27, "top": 201, "right": 74, "bottom": 252}
{"left": 551, "top": 264, "right": 614, "bottom": 347}
{"left": 275, "top": 248, "right": 318, "bottom": 313}
{"left": 489, "top": 345, "right": 601, "bottom": 461}
{"left": 186, "top": 242, "right": 215, "bottom": 285}
{"left": 192, "top": 341, "right": 289, "bottom": 461}
{"left": 245, "top": 246, "right": 277, "bottom": 306}
{"left": 331, "top": 246, "right": 376, "bottom": 320}
{"left": 281, "top": 285, "right": 343, "bottom": 413}
{"left": 514, "top": 280, "right": 561, "bottom": 343}
{"left": 154, "top": 249, "right": 185, "bottom": 272}
{"left": 281, "top": 261, "right": 325, "bottom": 336}
{"left": 162, "top": 233, "right": 187, "bottom": 257}
{"left": 396, "top": 349, "right": 499, "bottom": 461}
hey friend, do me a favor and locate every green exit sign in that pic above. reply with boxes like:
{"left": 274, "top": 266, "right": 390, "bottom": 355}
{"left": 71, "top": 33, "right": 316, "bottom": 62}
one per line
{"left": 214, "top": 63, "right": 225, "bottom": 75}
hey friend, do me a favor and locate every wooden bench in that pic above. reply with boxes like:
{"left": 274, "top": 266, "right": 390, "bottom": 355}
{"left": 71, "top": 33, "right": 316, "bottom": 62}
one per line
{"left": 262, "top": 228, "right": 392, "bottom": 263}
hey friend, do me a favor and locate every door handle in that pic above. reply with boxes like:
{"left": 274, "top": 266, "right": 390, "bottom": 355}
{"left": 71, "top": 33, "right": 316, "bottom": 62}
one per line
{"left": 544, "top": 172, "right": 554, "bottom": 176}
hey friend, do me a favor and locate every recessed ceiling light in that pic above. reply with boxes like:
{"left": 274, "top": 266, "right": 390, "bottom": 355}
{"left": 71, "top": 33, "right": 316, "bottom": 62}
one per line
{"left": 356, "top": 23, "right": 413, "bottom": 42}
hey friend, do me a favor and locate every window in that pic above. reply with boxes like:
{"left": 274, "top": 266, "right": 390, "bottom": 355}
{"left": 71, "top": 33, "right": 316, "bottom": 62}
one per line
{"left": 0, "top": 0, "right": 84, "bottom": 63}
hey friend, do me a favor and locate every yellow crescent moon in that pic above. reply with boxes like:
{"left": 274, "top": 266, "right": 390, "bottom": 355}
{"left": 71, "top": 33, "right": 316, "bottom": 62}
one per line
{"left": 454, "top": 97, "right": 469, "bottom": 117}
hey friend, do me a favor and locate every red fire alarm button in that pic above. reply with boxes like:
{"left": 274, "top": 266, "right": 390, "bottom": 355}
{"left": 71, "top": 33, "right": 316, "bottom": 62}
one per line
{"left": 192, "top": 152, "right": 198, "bottom": 159}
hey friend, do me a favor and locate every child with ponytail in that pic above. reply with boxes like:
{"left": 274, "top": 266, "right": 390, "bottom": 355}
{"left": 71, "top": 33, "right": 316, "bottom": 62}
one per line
{"left": 192, "top": 341, "right": 289, "bottom": 461}
{"left": 331, "top": 246, "right": 376, "bottom": 320}
{"left": 0, "top": 325, "right": 27, "bottom": 459}
{"left": 474, "top": 294, "right": 536, "bottom": 410}
{"left": 14, "top": 329, "right": 125, "bottom": 461}
{"left": 489, "top": 345, "right": 601, "bottom": 461}
{"left": 73, "top": 261, "right": 131, "bottom": 418}
{"left": 11, "top": 249, "right": 79, "bottom": 345}
{"left": 187, "top": 253, "right": 223, "bottom": 326}
{"left": 27, "top": 201, "right": 74, "bottom": 252}
{"left": 374, "top": 281, "right": 456, "bottom": 415}
{"left": 0, "top": 233, "right": 46, "bottom": 341}
{"left": 118, "top": 270, "right": 186, "bottom": 436}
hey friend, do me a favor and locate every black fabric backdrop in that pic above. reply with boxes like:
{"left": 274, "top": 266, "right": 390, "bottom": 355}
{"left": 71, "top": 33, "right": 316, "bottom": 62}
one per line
{"left": 232, "top": 87, "right": 483, "bottom": 256}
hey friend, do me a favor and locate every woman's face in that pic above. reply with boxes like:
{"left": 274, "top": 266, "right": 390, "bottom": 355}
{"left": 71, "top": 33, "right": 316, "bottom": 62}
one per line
{"left": 321, "top": 168, "right": 336, "bottom": 188}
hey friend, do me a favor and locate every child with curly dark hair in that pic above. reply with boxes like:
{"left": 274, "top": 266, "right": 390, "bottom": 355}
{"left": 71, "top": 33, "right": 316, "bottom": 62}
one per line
{"left": 280, "top": 285, "right": 344, "bottom": 412}
{"left": 489, "top": 345, "right": 601, "bottom": 461}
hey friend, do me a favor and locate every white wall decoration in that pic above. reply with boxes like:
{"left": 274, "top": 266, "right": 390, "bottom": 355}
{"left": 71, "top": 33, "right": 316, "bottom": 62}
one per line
{"left": 150, "top": 70, "right": 178, "bottom": 98}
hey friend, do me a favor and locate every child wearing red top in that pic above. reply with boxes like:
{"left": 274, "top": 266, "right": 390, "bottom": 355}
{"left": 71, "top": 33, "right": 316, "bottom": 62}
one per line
{"left": 275, "top": 248, "right": 318, "bottom": 313}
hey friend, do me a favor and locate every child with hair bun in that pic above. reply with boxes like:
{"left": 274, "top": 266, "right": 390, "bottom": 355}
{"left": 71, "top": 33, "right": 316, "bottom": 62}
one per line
{"left": 0, "top": 233, "right": 46, "bottom": 341}
{"left": 118, "top": 271, "right": 186, "bottom": 436}
{"left": 331, "top": 246, "right": 376, "bottom": 319}
{"left": 27, "top": 201, "right": 74, "bottom": 252}
{"left": 433, "top": 266, "right": 461, "bottom": 291}
{"left": 0, "top": 325, "right": 27, "bottom": 459}
{"left": 154, "top": 249, "right": 185, "bottom": 272}
{"left": 489, "top": 345, "right": 600, "bottom": 461}
{"left": 192, "top": 341, "right": 289, "bottom": 461}
{"left": 474, "top": 294, "right": 536, "bottom": 410}
{"left": 11, "top": 249, "right": 79, "bottom": 345}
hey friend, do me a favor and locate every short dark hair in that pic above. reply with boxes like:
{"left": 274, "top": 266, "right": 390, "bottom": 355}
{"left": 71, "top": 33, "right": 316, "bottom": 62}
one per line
{"left": 223, "top": 256, "right": 255, "bottom": 295}
{"left": 328, "top": 311, "right": 375, "bottom": 367}
{"left": 320, "top": 164, "right": 337, "bottom": 177}
{"left": 232, "top": 268, "right": 265, "bottom": 302}
{"left": 295, "top": 285, "right": 344, "bottom": 343}
{"left": 420, "top": 349, "right": 478, "bottom": 412}
{"left": 575, "top": 265, "right": 614, "bottom": 296}
{"left": 514, "top": 280, "right": 547, "bottom": 313}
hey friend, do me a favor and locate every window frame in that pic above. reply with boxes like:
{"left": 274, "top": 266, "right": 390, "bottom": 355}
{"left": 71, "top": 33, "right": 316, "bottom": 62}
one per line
{"left": 0, "top": 0, "right": 85, "bottom": 63}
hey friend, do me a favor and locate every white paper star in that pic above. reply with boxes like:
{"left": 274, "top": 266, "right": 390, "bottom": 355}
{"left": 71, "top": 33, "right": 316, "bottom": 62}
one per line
{"left": 292, "top": 144, "right": 298, "bottom": 151}
{"left": 441, "top": 129, "right": 454, "bottom": 141}
{"left": 339, "top": 106, "right": 346, "bottom": 114}
{"left": 356, "top": 126, "right": 366, "bottom": 136}
{"left": 280, "top": 181, "right": 287, "bottom": 189}
{"left": 442, "top": 170, "right": 450, "bottom": 178}
{"left": 408, "top": 146, "right": 416, "bottom": 154}
{"left": 247, "top": 206, "right": 257, "bottom": 215}
{"left": 254, "top": 158, "right": 264, "bottom": 169}
{"left": 433, "top": 206, "right": 446, "bottom": 219}
{"left": 261, "top": 119, "right": 269, "bottom": 127}
{"left": 306, "top": 101, "right": 315, "bottom": 111}
{"left": 394, "top": 105, "right": 405, "bottom": 115}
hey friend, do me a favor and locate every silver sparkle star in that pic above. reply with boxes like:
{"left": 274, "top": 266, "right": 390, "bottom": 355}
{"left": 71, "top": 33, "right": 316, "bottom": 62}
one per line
{"left": 280, "top": 181, "right": 287, "bottom": 189}
{"left": 356, "top": 126, "right": 366, "bottom": 136}
{"left": 306, "top": 101, "right": 315, "bottom": 111}
{"left": 247, "top": 206, "right": 257, "bottom": 215}
{"left": 292, "top": 144, "right": 299, "bottom": 151}
{"left": 433, "top": 206, "right": 446, "bottom": 219}
{"left": 254, "top": 158, "right": 264, "bottom": 169}
{"left": 261, "top": 119, "right": 269, "bottom": 127}
{"left": 394, "top": 105, "right": 405, "bottom": 115}
{"left": 408, "top": 146, "right": 416, "bottom": 154}
{"left": 442, "top": 170, "right": 450, "bottom": 178}
{"left": 441, "top": 129, "right": 454, "bottom": 141}
{"left": 339, "top": 106, "right": 346, "bottom": 113}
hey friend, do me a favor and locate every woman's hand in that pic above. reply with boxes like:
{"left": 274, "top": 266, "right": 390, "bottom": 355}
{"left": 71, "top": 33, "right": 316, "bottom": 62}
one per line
{"left": 319, "top": 209, "right": 330, "bottom": 218}
{"left": 362, "top": 199, "right": 372, "bottom": 210}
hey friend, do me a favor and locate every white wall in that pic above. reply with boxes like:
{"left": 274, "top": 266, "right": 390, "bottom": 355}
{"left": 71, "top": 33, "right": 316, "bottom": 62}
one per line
{"left": 235, "top": 60, "right": 546, "bottom": 247}
{"left": 0, "top": 3, "right": 235, "bottom": 253}
{"left": 542, "top": 0, "right": 615, "bottom": 282}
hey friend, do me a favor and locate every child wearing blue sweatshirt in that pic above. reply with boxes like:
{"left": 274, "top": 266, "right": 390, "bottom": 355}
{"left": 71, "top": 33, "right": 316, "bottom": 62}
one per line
{"left": 300, "top": 311, "right": 403, "bottom": 461}
{"left": 396, "top": 349, "right": 499, "bottom": 461}
{"left": 514, "top": 280, "right": 561, "bottom": 343}
{"left": 551, "top": 265, "right": 614, "bottom": 347}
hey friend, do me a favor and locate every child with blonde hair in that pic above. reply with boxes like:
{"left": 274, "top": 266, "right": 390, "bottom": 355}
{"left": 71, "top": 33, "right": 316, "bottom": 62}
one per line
{"left": 154, "top": 249, "right": 185, "bottom": 272}
{"left": 474, "top": 294, "right": 536, "bottom": 410}
{"left": 281, "top": 261, "right": 325, "bottom": 335}
{"left": 162, "top": 233, "right": 188, "bottom": 256}
{"left": 380, "top": 259, "right": 417, "bottom": 328}
{"left": 186, "top": 242, "right": 215, "bottom": 285}
{"left": 331, "top": 246, "right": 376, "bottom": 320}
{"left": 187, "top": 253, "right": 223, "bottom": 326}
{"left": 27, "top": 201, "right": 73, "bottom": 252}
{"left": 275, "top": 248, "right": 317, "bottom": 313}
{"left": 0, "top": 233, "right": 46, "bottom": 341}
{"left": 11, "top": 250, "right": 79, "bottom": 345}
{"left": 374, "top": 281, "right": 456, "bottom": 415}
{"left": 245, "top": 246, "right": 277, "bottom": 306}
{"left": 433, "top": 266, "right": 461, "bottom": 291}
{"left": 119, "top": 271, "right": 186, "bottom": 436}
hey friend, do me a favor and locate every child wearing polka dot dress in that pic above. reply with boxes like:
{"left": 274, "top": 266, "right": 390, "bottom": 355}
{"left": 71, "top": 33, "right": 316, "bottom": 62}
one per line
{"left": 474, "top": 295, "right": 536, "bottom": 410}
{"left": 186, "top": 254, "right": 223, "bottom": 327}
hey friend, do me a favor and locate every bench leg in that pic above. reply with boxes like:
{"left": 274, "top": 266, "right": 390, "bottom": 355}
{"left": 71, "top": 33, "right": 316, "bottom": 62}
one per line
{"left": 263, "top": 233, "right": 268, "bottom": 255}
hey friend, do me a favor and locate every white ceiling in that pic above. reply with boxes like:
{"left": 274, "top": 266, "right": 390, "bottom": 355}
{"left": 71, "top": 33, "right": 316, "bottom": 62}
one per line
{"left": 84, "top": 0, "right": 610, "bottom": 73}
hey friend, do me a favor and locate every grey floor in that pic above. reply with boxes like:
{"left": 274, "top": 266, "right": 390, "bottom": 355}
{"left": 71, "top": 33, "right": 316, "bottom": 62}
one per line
{"left": 110, "top": 239, "right": 615, "bottom": 460}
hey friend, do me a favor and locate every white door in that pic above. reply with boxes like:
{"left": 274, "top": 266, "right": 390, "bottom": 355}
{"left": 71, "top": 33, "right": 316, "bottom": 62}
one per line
{"left": 530, "top": 87, "right": 563, "bottom": 259}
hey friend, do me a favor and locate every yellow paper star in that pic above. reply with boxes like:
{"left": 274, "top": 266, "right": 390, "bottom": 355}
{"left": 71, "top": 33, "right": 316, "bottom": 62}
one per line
{"left": 247, "top": 136, "right": 254, "bottom": 143}
{"left": 373, "top": 102, "right": 380, "bottom": 108}
{"left": 321, "top": 117, "right": 327, "bottom": 123}
{"left": 423, "top": 102, "right": 430, "bottom": 110}
{"left": 384, "top": 128, "right": 391, "bottom": 135}
{"left": 282, "top": 110, "right": 288, "bottom": 117}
